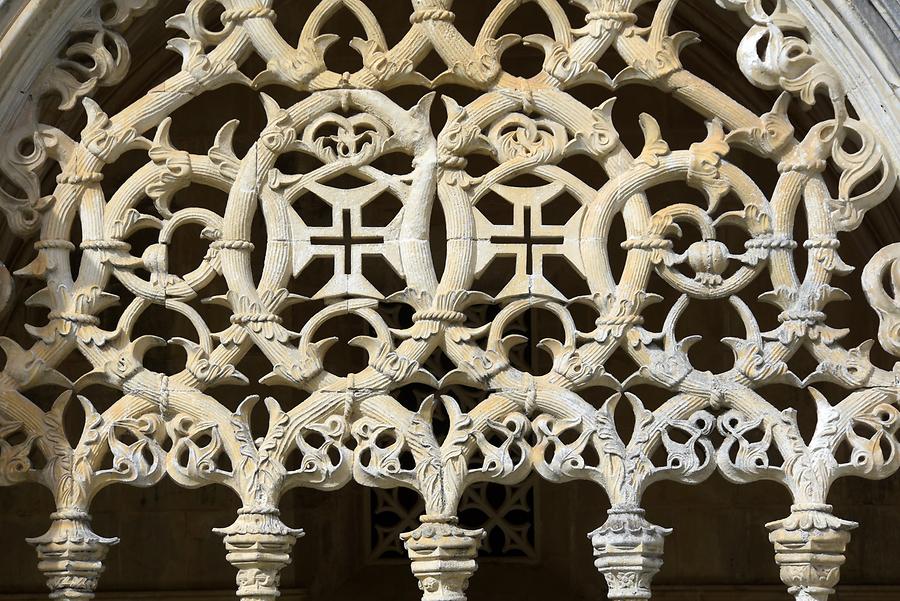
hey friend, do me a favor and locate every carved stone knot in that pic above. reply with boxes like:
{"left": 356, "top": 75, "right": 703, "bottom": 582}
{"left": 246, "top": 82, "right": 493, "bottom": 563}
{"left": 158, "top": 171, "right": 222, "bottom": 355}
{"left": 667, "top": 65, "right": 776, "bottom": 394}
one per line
{"left": 220, "top": 7, "right": 276, "bottom": 23}
{"left": 231, "top": 312, "right": 282, "bottom": 326}
{"left": 80, "top": 239, "right": 130, "bottom": 252}
{"left": 766, "top": 504, "right": 857, "bottom": 601}
{"left": 588, "top": 507, "right": 672, "bottom": 600}
{"left": 778, "top": 156, "right": 828, "bottom": 174}
{"left": 778, "top": 309, "right": 826, "bottom": 325}
{"left": 745, "top": 236, "right": 798, "bottom": 250}
{"left": 620, "top": 237, "right": 672, "bottom": 251}
{"left": 210, "top": 239, "right": 255, "bottom": 251}
{"left": 56, "top": 173, "right": 103, "bottom": 185}
{"left": 47, "top": 311, "right": 101, "bottom": 327}
{"left": 214, "top": 511, "right": 305, "bottom": 601}
{"left": 410, "top": 9, "right": 455, "bottom": 24}
{"left": 585, "top": 11, "right": 637, "bottom": 24}
{"left": 595, "top": 314, "right": 642, "bottom": 328}
{"left": 26, "top": 510, "right": 118, "bottom": 600}
{"left": 413, "top": 309, "right": 467, "bottom": 327}
{"left": 34, "top": 239, "right": 76, "bottom": 251}
{"left": 803, "top": 238, "right": 841, "bottom": 250}
{"left": 401, "top": 515, "right": 484, "bottom": 601}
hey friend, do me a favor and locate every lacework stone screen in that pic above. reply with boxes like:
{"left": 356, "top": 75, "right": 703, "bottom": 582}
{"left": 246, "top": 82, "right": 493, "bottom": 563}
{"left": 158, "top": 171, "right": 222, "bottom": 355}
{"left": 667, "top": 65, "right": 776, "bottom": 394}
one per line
{"left": 0, "top": 1, "right": 898, "bottom": 600}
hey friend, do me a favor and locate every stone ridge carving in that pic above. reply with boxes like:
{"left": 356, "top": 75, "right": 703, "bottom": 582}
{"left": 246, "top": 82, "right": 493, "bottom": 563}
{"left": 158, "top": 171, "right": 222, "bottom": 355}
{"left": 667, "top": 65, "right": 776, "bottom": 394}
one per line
{"left": 0, "top": 1, "right": 897, "bottom": 601}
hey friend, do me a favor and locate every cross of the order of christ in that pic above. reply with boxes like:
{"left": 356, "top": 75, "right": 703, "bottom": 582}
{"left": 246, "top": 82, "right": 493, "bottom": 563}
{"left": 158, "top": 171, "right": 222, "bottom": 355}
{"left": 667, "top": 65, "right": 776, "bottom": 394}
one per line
{"left": 490, "top": 205, "right": 565, "bottom": 275}
{"left": 310, "top": 208, "right": 383, "bottom": 274}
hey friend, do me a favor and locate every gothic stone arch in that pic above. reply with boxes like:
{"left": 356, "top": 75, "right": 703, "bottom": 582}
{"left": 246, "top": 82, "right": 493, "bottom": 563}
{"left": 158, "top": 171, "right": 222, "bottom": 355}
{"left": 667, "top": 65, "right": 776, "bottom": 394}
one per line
{"left": 0, "top": 1, "right": 897, "bottom": 600}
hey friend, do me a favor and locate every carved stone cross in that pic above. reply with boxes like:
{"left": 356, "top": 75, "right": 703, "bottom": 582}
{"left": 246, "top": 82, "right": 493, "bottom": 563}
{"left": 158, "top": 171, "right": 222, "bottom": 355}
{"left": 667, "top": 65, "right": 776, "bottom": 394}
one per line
{"left": 291, "top": 180, "right": 405, "bottom": 298}
{"left": 311, "top": 208, "right": 384, "bottom": 274}
{"left": 475, "top": 182, "right": 584, "bottom": 300}
{"left": 490, "top": 205, "right": 564, "bottom": 276}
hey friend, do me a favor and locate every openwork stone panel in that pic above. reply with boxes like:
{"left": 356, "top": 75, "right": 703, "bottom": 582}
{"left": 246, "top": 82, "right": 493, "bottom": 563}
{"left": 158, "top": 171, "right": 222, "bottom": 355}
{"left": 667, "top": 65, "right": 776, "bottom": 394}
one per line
{"left": 0, "top": 1, "right": 897, "bottom": 600}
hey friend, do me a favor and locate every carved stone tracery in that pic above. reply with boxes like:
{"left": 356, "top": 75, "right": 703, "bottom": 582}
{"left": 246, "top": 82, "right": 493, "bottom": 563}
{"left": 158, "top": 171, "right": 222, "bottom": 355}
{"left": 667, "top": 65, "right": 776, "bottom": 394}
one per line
{"left": 0, "top": 1, "right": 897, "bottom": 600}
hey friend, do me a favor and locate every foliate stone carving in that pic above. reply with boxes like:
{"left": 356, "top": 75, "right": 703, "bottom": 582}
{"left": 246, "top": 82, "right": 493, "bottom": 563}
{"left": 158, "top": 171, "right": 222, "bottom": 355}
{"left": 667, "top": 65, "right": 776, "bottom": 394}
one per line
{"left": 27, "top": 510, "right": 118, "bottom": 601}
{"left": 1, "top": 392, "right": 167, "bottom": 599}
{"left": 0, "top": 1, "right": 897, "bottom": 600}
{"left": 401, "top": 516, "right": 484, "bottom": 601}
{"left": 214, "top": 511, "right": 305, "bottom": 601}
{"left": 863, "top": 244, "right": 900, "bottom": 358}
{"left": 166, "top": 395, "right": 352, "bottom": 599}
{"left": 533, "top": 392, "right": 714, "bottom": 597}
{"left": 589, "top": 508, "right": 670, "bottom": 601}
{"left": 353, "top": 395, "right": 530, "bottom": 517}
{"left": 719, "top": 0, "right": 845, "bottom": 109}
{"left": 717, "top": 388, "right": 900, "bottom": 599}
{"left": 0, "top": 1, "right": 156, "bottom": 237}
{"left": 767, "top": 505, "right": 856, "bottom": 601}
